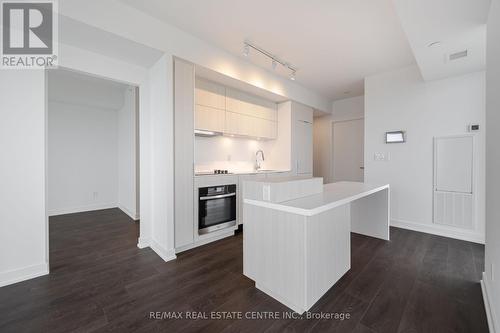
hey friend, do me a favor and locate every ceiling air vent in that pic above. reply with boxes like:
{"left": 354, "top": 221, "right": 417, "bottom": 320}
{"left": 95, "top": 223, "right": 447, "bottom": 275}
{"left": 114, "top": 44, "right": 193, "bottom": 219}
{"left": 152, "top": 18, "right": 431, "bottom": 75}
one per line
{"left": 449, "top": 50, "right": 468, "bottom": 61}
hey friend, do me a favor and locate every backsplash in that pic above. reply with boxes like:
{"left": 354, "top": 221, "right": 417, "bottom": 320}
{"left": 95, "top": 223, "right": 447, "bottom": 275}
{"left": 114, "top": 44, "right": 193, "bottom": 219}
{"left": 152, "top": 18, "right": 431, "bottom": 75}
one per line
{"left": 195, "top": 135, "right": 272, "bottom": 173}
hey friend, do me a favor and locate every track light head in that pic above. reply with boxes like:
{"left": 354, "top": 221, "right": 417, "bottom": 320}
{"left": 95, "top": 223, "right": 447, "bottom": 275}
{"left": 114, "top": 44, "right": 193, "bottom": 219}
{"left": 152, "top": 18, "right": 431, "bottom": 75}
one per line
{"left": 243, "top": 44, "right": 249, "bottom": 57}
{"left": 290, "top": 71, "right": 296, "bottom": 81}
{"left": 271, "top": 60, "right": 277, "bottom": 70}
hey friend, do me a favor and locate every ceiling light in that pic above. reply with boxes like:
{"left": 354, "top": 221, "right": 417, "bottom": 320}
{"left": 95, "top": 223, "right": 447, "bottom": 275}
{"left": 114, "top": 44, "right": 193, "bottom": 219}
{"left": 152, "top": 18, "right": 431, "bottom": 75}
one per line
{"left": 243, "top": 44, "right": 249, "bottom": 57}
{"left": 290, "top": 71, "right": 296, "bottom": 81}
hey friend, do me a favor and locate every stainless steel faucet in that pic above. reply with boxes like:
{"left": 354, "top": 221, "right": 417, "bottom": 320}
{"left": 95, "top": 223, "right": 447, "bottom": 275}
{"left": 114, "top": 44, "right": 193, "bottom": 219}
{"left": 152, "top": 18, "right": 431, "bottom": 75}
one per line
{"left": 255, "top": 150, "right": 265, "bottom": 170}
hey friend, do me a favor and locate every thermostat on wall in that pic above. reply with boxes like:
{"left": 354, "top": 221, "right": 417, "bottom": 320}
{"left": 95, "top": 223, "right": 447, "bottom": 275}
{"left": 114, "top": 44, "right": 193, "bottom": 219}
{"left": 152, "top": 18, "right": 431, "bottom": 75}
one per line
{"left": 468, "top": 124, "right": 480, "bottom": 132}
{"left": 385, "top": 131, "right": 405, "bottom": 143}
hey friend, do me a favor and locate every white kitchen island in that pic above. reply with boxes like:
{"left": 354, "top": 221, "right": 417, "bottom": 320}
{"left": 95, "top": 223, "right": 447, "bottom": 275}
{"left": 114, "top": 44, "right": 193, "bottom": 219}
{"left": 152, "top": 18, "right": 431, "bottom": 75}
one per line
{"left": 242, "top": 178, "right": 390, "bottom": 314}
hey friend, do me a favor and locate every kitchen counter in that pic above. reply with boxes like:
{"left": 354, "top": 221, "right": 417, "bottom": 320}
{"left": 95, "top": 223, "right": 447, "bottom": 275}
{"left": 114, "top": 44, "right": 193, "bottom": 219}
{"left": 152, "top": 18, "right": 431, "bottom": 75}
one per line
{"left": 194, "top": 169, "right": 291, "bottom": 177}
{"left": 244, "top": 181, "right": 390, "bottom": 216}
{"left": 243, "top": 178, "right": 390, "bottom": 314}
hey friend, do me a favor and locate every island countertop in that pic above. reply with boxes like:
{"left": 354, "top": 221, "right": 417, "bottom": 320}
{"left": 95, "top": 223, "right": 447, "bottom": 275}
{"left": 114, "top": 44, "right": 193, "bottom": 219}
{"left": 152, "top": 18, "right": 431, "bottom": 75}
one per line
{"left": 244, "top": 181, "right": 390, "bottom": 216}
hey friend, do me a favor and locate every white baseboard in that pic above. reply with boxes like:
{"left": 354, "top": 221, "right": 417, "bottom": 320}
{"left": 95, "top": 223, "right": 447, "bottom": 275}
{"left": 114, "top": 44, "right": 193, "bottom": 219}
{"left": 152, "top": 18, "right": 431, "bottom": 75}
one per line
{"left": 482, "top": 272, "right": 498, "bottom": 333}
{"left": 48, "top": 203, "right": 118, "bottom": 216}
{"left": 175, "top": 229, "right": 235, "bottom": 254}
{"left": 137, "top": 237, "right": 150, "bottom": 249}
{"left": 391, "top": 219, "right": 485, "bottom": 244}
{"left": 118, "top": 205, "right": 140, "bottom": 221}
{"left": 0, "top": 262, "right": 49, "bottom": 288}
{"left": 150, "top": 239, "right": 177, "bottom": 262}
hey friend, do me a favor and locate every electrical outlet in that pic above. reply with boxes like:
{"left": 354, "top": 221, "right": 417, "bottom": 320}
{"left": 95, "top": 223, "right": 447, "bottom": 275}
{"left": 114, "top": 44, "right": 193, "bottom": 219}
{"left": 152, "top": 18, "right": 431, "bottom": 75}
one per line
{"left": 93, "top": 192, "right": 98, "bottom": 201}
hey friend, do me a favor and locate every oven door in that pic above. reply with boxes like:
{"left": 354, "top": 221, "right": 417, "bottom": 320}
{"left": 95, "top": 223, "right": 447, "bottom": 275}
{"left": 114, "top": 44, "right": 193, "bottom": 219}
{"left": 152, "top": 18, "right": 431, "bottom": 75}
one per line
{"left": 198, "top": 192, "right": 236, "bottom": 235}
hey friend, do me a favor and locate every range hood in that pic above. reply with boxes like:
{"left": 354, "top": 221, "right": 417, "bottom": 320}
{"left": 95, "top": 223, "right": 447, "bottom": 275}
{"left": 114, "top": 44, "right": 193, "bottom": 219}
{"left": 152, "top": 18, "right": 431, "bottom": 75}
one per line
{"left": 194, "top": 129, "right": 221, "bottom": 137}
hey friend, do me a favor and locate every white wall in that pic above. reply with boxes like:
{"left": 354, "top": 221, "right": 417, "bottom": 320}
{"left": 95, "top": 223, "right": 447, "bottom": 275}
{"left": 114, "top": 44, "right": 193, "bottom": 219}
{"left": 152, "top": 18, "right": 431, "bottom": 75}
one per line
{"left": 118, "top": 87, "right": 139, "bottom": 219}
{"left": 0, "top": 70, "right": 48, "bottom": 287}
{"left": 313, "top": 96, "right": 365, "bottom": 183}
{"left": 365, "top": 65, "right": 485, "bottom": 243}
{"left": 48, "top": 69, "right": 138, "bottom": 218}
{"left": 48, "top": 101, "right": 119, "bottom": 214}
{"left": 145, "top": 55, "right": 176, "bottom": 261}
{"left": 484, "top": 0, "right": 500, "bottom": 330}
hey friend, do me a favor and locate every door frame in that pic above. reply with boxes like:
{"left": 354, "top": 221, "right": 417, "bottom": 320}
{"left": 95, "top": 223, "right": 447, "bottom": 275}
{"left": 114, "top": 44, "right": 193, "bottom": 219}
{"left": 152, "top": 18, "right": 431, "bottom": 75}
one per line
{"left": 44, "top": 64, "right": 146, "bottom": 271}
{"left": 331, "top": 117, "right": 365, "bottom": 182}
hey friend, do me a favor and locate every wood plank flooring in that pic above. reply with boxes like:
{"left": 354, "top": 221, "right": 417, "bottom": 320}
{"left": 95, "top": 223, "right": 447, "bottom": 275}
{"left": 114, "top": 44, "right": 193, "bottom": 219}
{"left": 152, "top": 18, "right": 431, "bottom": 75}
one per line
{"left": 0, "top": 208, "right": 488, "bottom": 332}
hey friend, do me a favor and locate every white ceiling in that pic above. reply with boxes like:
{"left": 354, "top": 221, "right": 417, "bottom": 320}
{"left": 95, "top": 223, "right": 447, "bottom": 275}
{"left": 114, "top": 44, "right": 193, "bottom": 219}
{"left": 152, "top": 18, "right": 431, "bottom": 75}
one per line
{"left": 119, "top": 0, "right": 416, "bottom": 101}
{"left": 393, "top": 0, "right": 491, "bottom": 81}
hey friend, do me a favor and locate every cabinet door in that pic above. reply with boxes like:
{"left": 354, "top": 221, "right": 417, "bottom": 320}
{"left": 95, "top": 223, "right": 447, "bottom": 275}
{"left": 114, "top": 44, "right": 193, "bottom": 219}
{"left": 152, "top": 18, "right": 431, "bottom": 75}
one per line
{"left": 195, "top": 78, "right": 225, "bottom": 110}
{"left": 296, "top": 120, "right": 313, "bottom": 174}
{"left": 225, "top": 111, "right": 241, "bottom": 135}
{"left": 195, "top": 104, "right": 225, "bottom": 133}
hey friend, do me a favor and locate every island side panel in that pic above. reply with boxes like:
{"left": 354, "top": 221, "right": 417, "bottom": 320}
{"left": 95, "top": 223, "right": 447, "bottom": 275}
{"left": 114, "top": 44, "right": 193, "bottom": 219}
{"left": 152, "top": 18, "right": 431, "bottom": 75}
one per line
{"left": 350, "top": 187, "right": 390, "bottom": 240}
{"left": 243, "top": 203, "right": 307, "bottom": 312}
{"left": 305, "top": 204, "right": 351, "bottom": 309}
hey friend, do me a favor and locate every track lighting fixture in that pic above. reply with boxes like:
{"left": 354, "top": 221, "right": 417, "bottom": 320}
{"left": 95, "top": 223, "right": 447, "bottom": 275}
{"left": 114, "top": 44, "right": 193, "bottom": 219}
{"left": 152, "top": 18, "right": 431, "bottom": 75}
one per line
{"left": 243, "top": 40, "right": 297, "bottom": 80}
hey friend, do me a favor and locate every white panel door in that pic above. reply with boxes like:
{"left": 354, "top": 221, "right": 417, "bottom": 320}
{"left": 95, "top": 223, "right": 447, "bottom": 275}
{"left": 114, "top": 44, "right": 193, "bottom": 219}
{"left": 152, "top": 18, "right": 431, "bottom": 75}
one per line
{"left": 332, "top": 119, "right": 364, "bottom": 182}
{"left": 434, "top": 136, "right": 473, "bottom": 193}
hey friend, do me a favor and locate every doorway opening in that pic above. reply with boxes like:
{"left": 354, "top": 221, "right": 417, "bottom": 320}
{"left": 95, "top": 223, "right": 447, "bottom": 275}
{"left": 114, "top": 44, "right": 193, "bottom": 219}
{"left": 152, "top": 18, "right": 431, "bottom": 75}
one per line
{"left": 46, "top": 68, "right": 140, "bottom": 268}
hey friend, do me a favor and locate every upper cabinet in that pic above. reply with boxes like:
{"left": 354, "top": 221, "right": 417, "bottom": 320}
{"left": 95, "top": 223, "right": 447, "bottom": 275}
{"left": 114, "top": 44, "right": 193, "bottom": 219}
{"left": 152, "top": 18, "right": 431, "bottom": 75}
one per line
{"left": 195, "top": 78, "right": 225, "bottom": 110}
{"left": 194, "top": 78, "right": 278, "bottom": 140}
{"left": 290, "top": 101, "right": 314, "bottom": 175}
{"left": 226, "top": 88, "right": 277, "bottom": 122}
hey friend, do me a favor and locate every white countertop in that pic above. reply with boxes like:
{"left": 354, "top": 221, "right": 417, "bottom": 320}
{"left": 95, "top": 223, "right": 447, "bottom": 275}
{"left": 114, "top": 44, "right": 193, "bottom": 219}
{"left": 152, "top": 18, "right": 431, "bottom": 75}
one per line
{"left": 244, "top": 181, "right": 389, "bottom": 216}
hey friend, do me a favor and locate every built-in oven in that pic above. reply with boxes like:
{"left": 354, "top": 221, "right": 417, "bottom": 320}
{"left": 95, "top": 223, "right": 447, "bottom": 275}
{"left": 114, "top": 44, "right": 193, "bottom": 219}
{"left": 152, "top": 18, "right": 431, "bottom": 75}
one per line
{"left": 198, "top": 184, "right": 237, "bottom": 235}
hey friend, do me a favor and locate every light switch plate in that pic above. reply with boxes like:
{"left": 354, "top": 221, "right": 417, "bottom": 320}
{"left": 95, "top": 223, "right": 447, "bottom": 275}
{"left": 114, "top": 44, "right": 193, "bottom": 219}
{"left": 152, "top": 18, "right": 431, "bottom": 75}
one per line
{"left": 374, "top": 153, "right": 387, "bottom": 161}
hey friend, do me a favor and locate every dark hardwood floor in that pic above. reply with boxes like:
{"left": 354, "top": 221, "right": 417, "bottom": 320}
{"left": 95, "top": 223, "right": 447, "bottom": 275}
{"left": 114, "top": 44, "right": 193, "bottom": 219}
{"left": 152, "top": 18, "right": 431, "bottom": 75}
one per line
{"left": 0, "top": 208, "right": 488, "bottom": 332}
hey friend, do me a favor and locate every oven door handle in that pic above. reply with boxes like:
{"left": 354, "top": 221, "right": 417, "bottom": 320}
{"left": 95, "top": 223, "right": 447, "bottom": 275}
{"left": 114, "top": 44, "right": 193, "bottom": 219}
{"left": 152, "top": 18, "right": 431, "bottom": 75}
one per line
{"left": 200, "top": 193, "right": 236, "bottom": 201}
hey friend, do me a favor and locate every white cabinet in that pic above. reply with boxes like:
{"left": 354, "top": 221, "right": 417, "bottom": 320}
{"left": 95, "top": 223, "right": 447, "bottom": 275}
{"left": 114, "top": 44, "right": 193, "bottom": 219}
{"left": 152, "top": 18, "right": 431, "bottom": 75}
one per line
{"left": 290, "top": 102, "right": 313, "bottom": 175}
{"left": 225, "top": 111, "right": 277, "bottom": 139}
{"left": 295, "top": 120, "right": 313, "bottom": 174}
{"left": 195, "top": 78, "right": 225, "bottom": 110}
{"left": 224, "top": 87, "right": 277, "bottom": 139}
{"left": 195, "top": 104, "right": 225, "bottom": 133}
{"left": 226, "top": 88, "right": 277, "bottom": 121}
{"left": 238, "top": 174, "right": 262, "bottom": 225}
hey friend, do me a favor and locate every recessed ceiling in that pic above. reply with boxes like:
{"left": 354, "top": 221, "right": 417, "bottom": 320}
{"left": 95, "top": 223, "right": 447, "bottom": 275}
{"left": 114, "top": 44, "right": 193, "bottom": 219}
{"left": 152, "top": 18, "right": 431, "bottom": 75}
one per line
{"left": 393, "top": 0, "right": 491, "bottom": 81}
{"left": 119, "top": 0, "right": 416, "bottom": 100}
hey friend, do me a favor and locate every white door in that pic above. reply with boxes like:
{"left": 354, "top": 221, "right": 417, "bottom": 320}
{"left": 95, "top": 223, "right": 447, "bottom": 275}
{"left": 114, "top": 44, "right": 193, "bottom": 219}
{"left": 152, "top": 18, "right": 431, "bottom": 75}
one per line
{"left": 332, "top": 119, "right": 364, "bottom": 182}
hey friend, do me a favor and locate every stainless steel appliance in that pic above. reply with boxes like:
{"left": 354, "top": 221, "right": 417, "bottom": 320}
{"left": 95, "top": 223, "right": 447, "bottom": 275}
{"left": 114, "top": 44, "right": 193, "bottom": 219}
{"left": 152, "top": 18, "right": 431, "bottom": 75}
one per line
{"left": 198, "top": 184, "right": 237, "bottom": 235}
